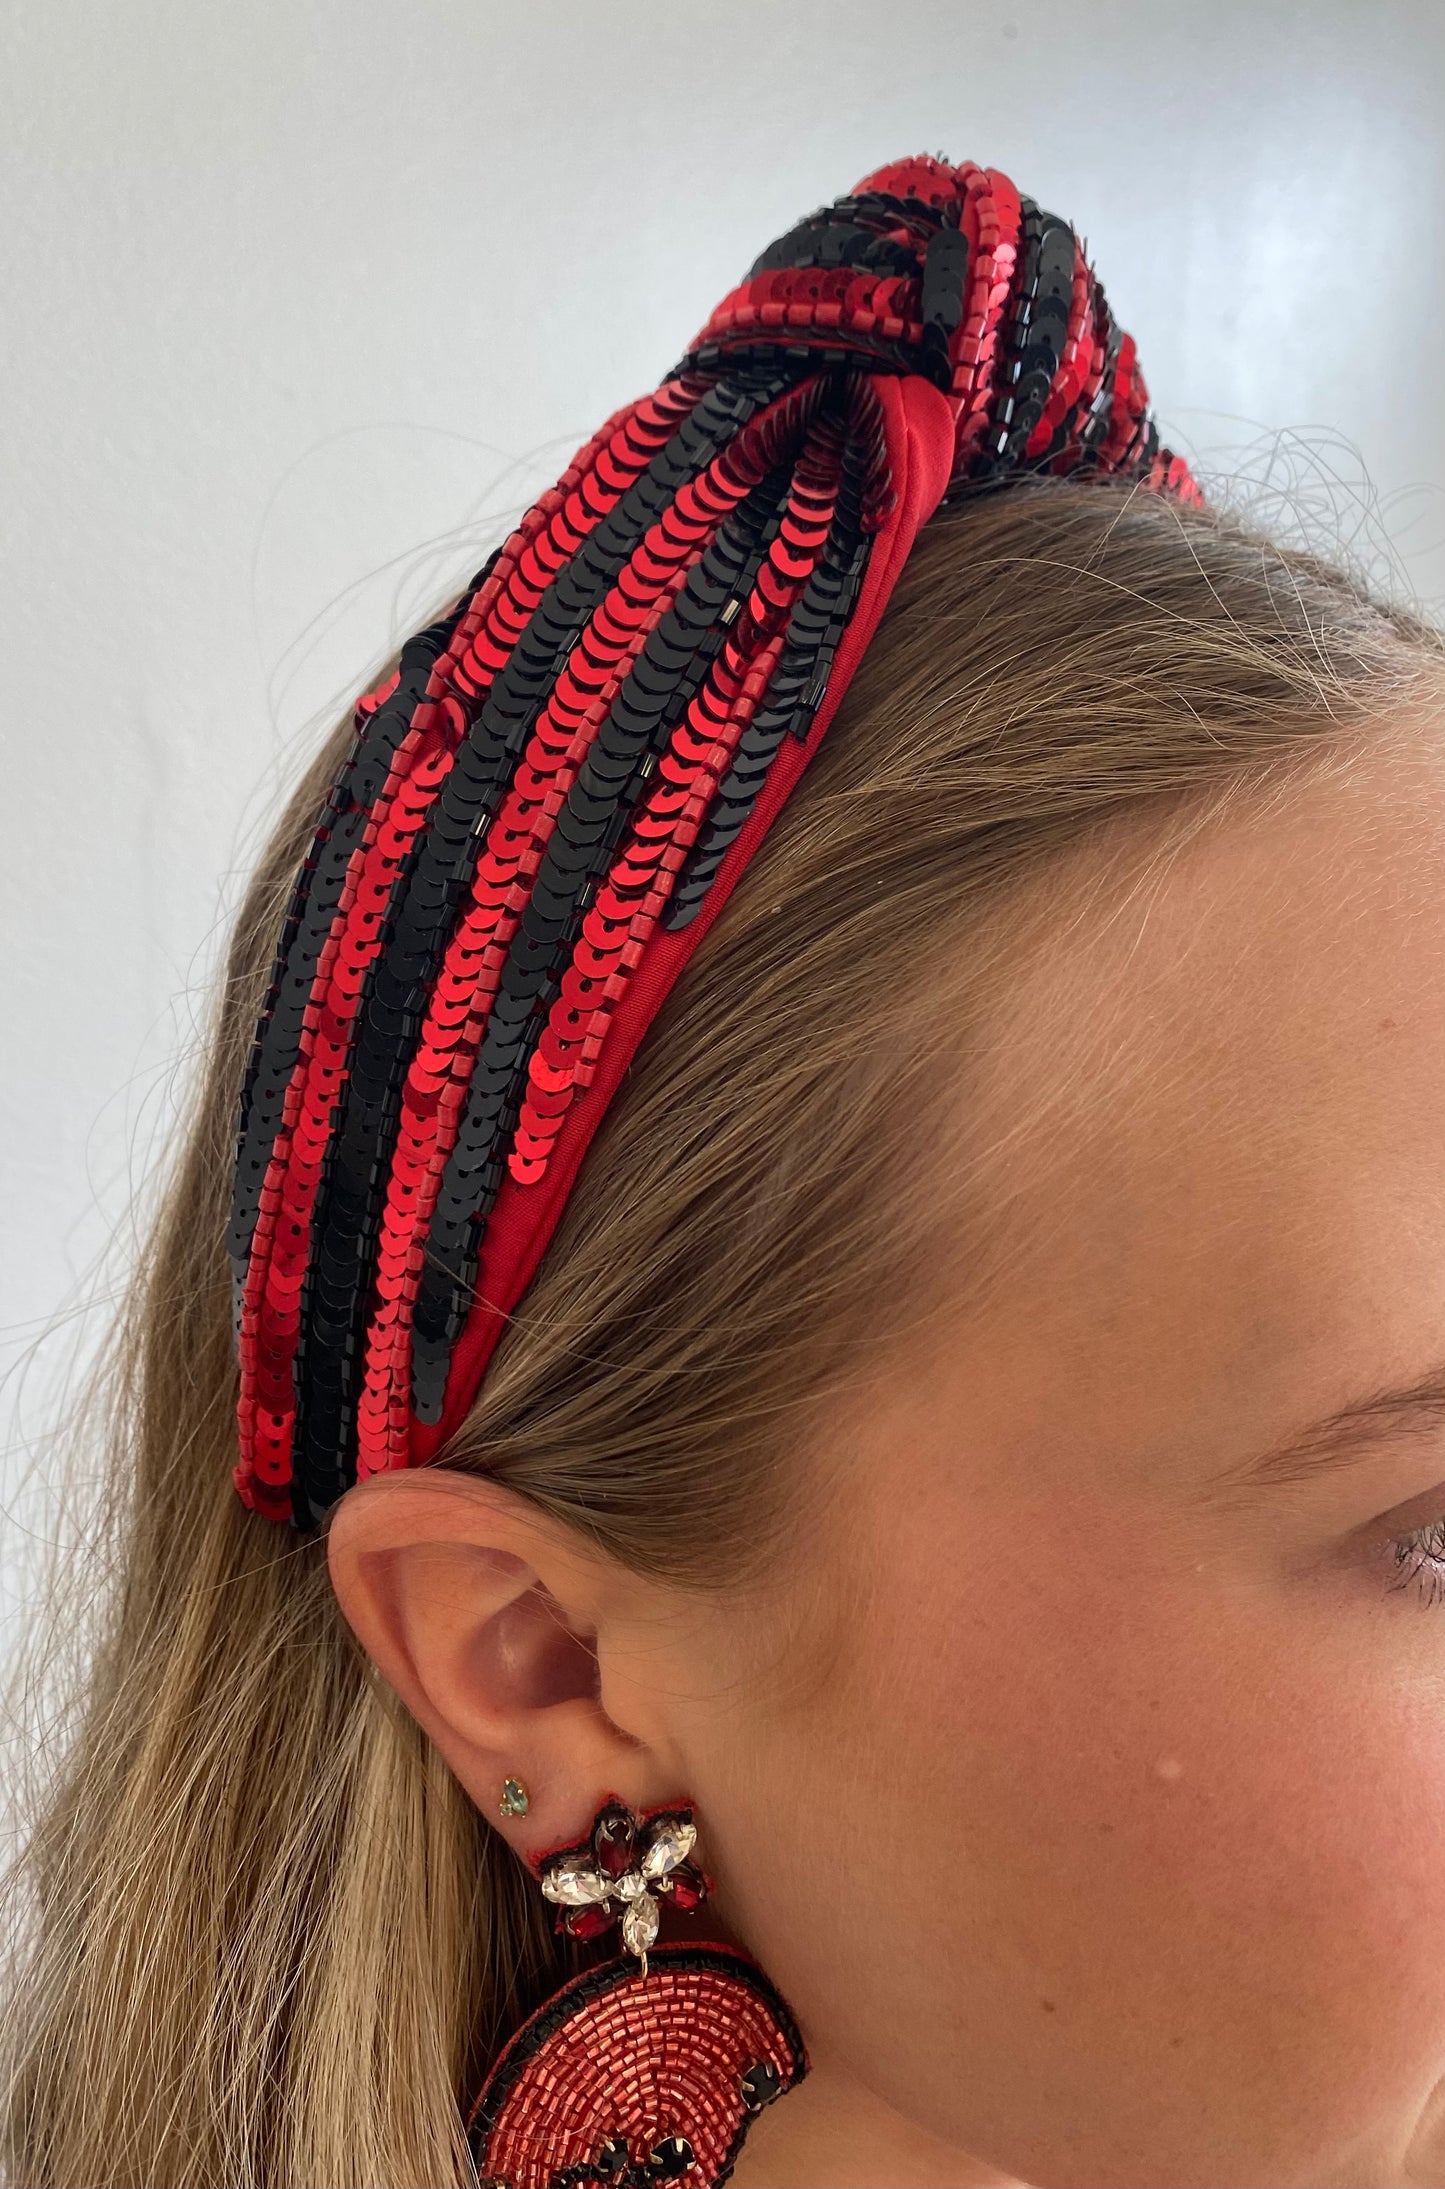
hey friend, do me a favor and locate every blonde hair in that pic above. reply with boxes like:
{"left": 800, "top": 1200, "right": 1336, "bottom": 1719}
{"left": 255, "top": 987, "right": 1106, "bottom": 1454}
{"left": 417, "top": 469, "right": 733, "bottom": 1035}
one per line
{"left": 3, "top": 478, "right": 1440, "bottom": 2189}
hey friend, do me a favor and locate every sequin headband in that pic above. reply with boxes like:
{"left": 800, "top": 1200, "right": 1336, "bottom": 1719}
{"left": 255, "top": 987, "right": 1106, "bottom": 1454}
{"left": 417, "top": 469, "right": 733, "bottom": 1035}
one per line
{"left": 227, "top": 152, "right": 1202, "bottom": 1530}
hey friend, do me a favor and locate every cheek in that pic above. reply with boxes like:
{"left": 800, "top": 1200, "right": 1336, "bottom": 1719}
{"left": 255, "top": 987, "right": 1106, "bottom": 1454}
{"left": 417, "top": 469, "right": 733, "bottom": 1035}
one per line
{"left": 696, "top": 1500, "right": 1445, "bottom": 2186}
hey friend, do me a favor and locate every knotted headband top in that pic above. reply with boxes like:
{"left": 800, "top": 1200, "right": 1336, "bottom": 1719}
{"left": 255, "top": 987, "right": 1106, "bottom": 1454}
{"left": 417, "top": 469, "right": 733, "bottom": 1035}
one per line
{"left": 227, "top": 153, "right": 1202, "bottom": 1530}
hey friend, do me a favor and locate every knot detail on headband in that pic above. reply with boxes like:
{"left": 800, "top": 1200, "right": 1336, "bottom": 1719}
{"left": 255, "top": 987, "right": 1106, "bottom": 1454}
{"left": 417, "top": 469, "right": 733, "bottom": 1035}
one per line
{"left": 684, "top": 156, "right": 1199, "bottom": 501}
{"left": 227, "top": 155, "right": 1200, "bottom": 1529}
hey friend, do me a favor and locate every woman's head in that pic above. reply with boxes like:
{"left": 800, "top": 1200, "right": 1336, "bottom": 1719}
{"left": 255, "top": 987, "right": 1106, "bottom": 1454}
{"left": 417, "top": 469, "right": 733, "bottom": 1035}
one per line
{"left": 324, "top": 484, "right": 1445, "bottom": 2189}
{"left": 6, "top": 473, "right": 1444, "bottom": 2189}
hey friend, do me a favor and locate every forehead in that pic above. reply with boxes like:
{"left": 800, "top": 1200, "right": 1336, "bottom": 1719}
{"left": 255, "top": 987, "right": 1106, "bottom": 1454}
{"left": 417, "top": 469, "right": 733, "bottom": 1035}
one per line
{"left": 924, "top": 720, "right": 1445, "bottom": 1488}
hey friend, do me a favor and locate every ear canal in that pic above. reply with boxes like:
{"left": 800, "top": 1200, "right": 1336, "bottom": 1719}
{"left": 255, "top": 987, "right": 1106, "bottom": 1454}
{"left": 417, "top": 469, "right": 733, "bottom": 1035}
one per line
{"left": 476, "top": 1588, "right": 601, "bottom": 1713}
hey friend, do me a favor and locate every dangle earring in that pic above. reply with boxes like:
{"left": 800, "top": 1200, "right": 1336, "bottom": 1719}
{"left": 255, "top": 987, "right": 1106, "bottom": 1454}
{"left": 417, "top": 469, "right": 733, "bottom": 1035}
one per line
{"left": 468, "top": 1794, "right": 807, "bottom": 2189}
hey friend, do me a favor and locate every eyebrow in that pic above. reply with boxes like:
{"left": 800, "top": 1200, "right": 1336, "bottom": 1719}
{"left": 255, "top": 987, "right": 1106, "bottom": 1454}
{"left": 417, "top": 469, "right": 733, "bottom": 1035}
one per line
{"left": 1205, "top": 1358, "right": 1445, "bottom": 1505}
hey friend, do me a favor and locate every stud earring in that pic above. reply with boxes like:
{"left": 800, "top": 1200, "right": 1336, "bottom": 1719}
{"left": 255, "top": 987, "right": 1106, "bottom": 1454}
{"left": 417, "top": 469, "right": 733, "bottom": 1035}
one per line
{"left": 467, "top": 1793, "right": 807, "bottom": 2188}
{"left": 538, "top": 1793, "right": 704, "bottom": 1977}
{"left": 499, "top": 1774, "right": 530, "bottom": 1819}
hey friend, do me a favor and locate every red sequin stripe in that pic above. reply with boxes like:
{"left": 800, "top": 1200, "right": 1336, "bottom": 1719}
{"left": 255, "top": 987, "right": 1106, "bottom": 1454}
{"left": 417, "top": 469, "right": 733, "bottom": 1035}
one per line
{"left": 689, "top": 155, "right": 1136, "bottom": 495}
{"left": 354, "top": 595, "right": 683, "bottom": 1474}
{"left": 946, "top": 164, "right": 1023, "bottom": 472}
{"left": 1051, "top": 276, "right": 1111, "bottom": 473}
{"left": 352, "top": 383, "right": 826, "bottom": 1474}
{"left": 237, "top": 553, "right": 530, "bottom": 1500}
{"left": 425, "top": 398, "right": 644, "bottom": 702}
{"left": 236, "top": 391, "right": 703, "bottom": 1497}
{"left": 706, "top": 264, "right": 924, "bottom": 353}
{"left": 238, "top": 587, "right": 516, "bottom": 1493}
{"left": 236, "top": 667, "right": 411, "bottom": 1507}
{"left": 1148, "top": 449, "right": 1206, "bottom": 507}
{"left": 446, "top": 384, "right": 706, "bottom": 702}
{"left": 503, "top": 413, "right": 848, "bottom": 1193}
{"left": 335, "top": 398, "right": 682, "bottom": 754}
{"left": 353, "top": 563, "right": 698, "bottom": 1478}
{"left": 847, "top": 159, "right": 1020, "bottom": 475}
{"left": 1100, "top": 329, "right": 1151, "bottom": 471}
{"left": 237, "top": 710, "right": 465, "bottom": 1494}
{"left": 357, "top": 665, "right": 401, "bottom": 716}
{"left": 850, "top": 152, "right": 954, "bottom": 205}
{"left": 840, "top": 158, "right": 1025, "bottom": 474}
{"left": 508, "top": 628, "right": 786, "bottom": 1174}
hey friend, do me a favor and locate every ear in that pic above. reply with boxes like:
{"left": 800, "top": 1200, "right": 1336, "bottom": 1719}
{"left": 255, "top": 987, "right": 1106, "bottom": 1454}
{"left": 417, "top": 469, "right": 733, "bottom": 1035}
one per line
{"left": 324, "top": 1466, "right": 683, "bottom": 1863}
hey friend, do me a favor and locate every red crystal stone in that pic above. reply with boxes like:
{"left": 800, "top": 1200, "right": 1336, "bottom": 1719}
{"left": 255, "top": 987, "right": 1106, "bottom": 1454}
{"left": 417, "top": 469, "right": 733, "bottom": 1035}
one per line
{"left": 564, "top": 1902, "right": 616, "bottom": 1940}
{"left": 664, "top": 1861, "right": 705, "bottom": 1912}
{"left": 593, "top": 1807, "right": 636, "bottom": 1879}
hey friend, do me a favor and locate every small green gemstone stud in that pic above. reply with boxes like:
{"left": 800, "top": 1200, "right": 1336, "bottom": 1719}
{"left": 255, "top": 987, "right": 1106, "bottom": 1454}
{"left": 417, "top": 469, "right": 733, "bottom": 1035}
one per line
{"left": 499, "top": 1775, "right": 530, "bottom": 1819}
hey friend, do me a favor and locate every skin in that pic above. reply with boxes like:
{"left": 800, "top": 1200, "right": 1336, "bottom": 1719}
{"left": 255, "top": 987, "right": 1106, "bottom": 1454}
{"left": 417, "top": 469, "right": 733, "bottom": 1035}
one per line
{"left": 328, "top": 720, "right": 1445, "bottom": 2188}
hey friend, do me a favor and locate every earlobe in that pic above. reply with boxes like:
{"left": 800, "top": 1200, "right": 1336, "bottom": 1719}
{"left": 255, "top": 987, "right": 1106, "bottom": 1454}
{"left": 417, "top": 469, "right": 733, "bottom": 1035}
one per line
{"left": 330, "top": 1473, "right": 795, "bottom": 2182}
{"left": 323, "top": 1468, "right": 648, "bottom": 1851}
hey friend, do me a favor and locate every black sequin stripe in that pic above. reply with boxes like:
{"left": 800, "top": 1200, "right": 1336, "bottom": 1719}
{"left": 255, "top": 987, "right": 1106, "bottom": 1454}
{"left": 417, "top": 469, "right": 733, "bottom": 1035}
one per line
{"left": 917, "top": 203, "right": 968, "bottom": 394}
{"left": 970, "top": 195, "right": 1077, "bottom": 483}
{"left": 747, "top": 187, "right": 948, "bottom": 277}
{"left": 1032, "top": 268, "right": 1130, "bottom": 471}
{"left": 810, "top": 188, "right": 950, "bottom": 237}
{"left": 685, "top": 324, "right": 926, "bottom": 383}
{"left": 662, "top": 443, "right": 872, "bottom": 932}
{"left": 405, "top": 476, "right": 793, "bottom": 1422}
{"left": 1038, "top": 287, "right": 1100, "bottom": 466}
{"left": 236, "top": 372, "right": 766, "bottom": 1329}
{"left": 286, "top": 375, "right": 799, "bottom": 1519}
{"left": 687, "top": 193, "right": 955, "bottom": 387}
{"left": 843, "top": 187, "right": 951, "bottom": 228}
{"left": 749, "top": 220, "right": 921, "bottom": 280}
{"left": 404, "top": 474, "right": 799, "bottom": 1442}
{"left": 937, "top": 286, "right": 1121, "bottom": 512}
{"left": 224, "top": 589, "right": 479, "bottom": 1304}
{"left": 732, "top": 195, "right": 970, "bottom": 395}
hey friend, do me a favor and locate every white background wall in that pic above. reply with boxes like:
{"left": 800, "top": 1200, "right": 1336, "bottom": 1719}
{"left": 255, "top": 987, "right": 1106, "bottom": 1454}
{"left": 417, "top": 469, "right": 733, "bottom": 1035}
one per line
{"left": 4, "top": 0, "right": 1444, "bottom": 1653}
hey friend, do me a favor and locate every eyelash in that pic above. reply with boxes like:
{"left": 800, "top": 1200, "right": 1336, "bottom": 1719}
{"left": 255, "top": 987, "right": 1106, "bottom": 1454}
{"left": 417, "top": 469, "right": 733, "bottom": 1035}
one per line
{"left": 1387, "top": 1517, "right": 1445, "bottom": 1609}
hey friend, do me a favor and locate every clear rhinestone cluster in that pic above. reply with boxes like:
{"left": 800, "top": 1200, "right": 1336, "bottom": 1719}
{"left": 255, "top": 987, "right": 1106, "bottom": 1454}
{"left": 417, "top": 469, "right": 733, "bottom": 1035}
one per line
{"left": 539, "top": 1801, "right": 706, "bottom": 1964}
